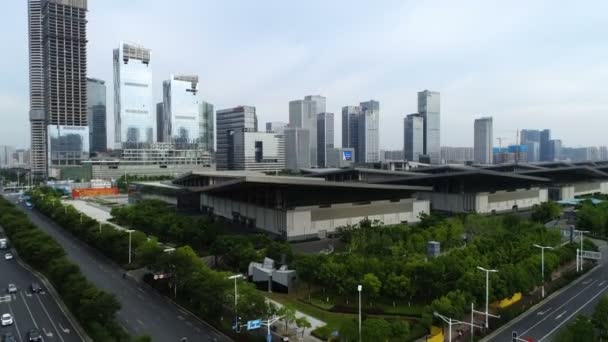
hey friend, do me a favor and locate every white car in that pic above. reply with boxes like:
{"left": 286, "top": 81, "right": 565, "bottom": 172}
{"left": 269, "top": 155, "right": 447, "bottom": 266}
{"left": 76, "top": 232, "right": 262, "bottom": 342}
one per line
{"left": 7, "top": 284, "right": 17, "bottom": 293}
{"left": 1, "top": 313, "right": 13, "bottom": 326}
{"left": 4, "top": 253, "right": 13, "bottom": 261}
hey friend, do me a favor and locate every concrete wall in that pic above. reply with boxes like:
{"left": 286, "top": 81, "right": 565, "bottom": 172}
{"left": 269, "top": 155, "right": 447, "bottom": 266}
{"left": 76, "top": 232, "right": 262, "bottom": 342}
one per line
{"left": 419, "top": 188, "right": 548, "bottom": 214}
{"left": 558, "top": 181, "right": 608, "bottom": 200}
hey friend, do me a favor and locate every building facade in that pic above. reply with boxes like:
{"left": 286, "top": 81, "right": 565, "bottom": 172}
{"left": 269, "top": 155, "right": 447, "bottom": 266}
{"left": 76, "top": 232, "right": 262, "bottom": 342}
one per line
{"left": 540, "top": 129, "right": 551, "bottom": 161}
{"left": 199, "top": 101, "right": 214, "bottom": 152}
{"left": 474, "top": 117, "right": 493, "bottom": 164}
{"left": 440, "top": 147, "right": 474, "bottom": 164}
{"left": 418, "top": 90, "right": 441, "bottom": 164}
{"left": 289, "top": 95, "right": 326, "bottom": 167}
{"left": 87, "top": 78, "right": 106, "bottom": 154}
{"left": 113, "top": 42, "right": 155, "bottom": 146}
{"left": 156, "top": 102, "right": 164, "bottom": 142}
{"left": 285, "top": 128, "right": 311, "bottom": 171}
{"left": 162, "top": 75, "right": 200, "bottom": 146}
{"left": 357, "top": 100, "right": 380, "bottom": 163}
{"left": 216, "top": 106, "right": 257, "bottom": 170}
{"left": 342, "top": 106, "right": 360, "bottom": 151}
{"left": 327, "top": 148, "right": 355, "bottom": 168}
{"left": 231, "top": 131, "right": 285, "bottom": 172}
{"left": 266, "top": 122, "right": 287, "bottom": 134}
{"left": 317, "top": 112, "right": 334, "bottom": 168}
{"left": 404, "top": 113, "right": 424, "bottom": 162}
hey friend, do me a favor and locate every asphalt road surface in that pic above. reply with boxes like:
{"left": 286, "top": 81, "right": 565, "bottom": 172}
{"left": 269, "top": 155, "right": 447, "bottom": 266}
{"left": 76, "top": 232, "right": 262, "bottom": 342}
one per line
{"left": 488, "top": 241, "right": 608, "bottom": 341}
{"left": 5, "top": 194, "right": 231, "bottom": 342}
{"left": 0, "top": 237, "right": 83, "bottom": 342}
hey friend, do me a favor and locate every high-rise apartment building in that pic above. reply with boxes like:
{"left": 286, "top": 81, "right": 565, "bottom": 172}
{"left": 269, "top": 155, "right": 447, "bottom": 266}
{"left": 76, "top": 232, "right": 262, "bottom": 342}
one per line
{"left": 216, "top": 106, "right": 257, "bottom": 170}
{"left": 418, "top": 90, "right": 441, "bottom": 164}
{"left": 28, "top": 0, "right": 88, "bottom": 176}
{"left": 404, "top": 113, "right": 424, "bottom": 162}
{"left": 540, "top": 129, "right": 551, "bottom": 161}
{"left": 199, "top": 101, "right": 214, "bottom": 152}
{"left": 357, "top": 100, "right": 380, "bottom": 163}
{"left": 289, "top": 95, "right": 326, "bottom": 167}
{"left": 87, "top": 78, "right": 106, "bottom": 154}
{"left": 162, "top": 75, "right": 200, "bottom": 146}
{"left": 114, "top": 42, "right": 155, "bottom": 147}
{"left": 474, "top": 117, "right": 493, "bottom": 164}
{"left": 285, "top": 128, "right": 311, "bottom": 171}
{"left": 317, "top": 113, "right": 334, "bottom": 167}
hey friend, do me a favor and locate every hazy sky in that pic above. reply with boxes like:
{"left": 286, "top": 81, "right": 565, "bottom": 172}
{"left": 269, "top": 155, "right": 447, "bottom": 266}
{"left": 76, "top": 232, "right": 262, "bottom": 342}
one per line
{"left": 1, "top": 0, "right": 607, "bottom": 149}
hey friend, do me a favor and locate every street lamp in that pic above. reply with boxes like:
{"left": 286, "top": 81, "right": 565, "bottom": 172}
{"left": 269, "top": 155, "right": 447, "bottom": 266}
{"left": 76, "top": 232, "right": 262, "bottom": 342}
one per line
{"left": 228, "top": 274, "right": 244, "bottom": 332}
{"left": 357, "top": 284, "right": 363, "bottom": 341}
{"left": 533, "top": 244, "right": 554, "bottom": 298}
{"left": 434, "top": 311, "right": 482, "bottom": 342}
{"left": 126, "top": 230, "right": 135, "bottom": 264}
{"left": 477, "top": 266, "right": 498, "bottom": 329}
{"left": 574, "top": 230, "right": 589, "bottom": 272}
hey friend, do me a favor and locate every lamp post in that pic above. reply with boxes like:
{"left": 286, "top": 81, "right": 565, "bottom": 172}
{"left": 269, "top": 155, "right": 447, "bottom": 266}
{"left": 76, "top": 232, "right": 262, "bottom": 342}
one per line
{"left": 228, "top": 274, "right": 244, "bottom": 332}
{"left": 357, "top": 284, "right": 363, "bottom": 342}
{"left": 434, "top": 311, "right": 482, "bottom": 342}
{"left": 533, "top": 244, "right": 554, "bottom": 298}
{"left": 477, "top": 266, "right": 498, "bottom": 329}
{"left": 126, "top": 230, "right": 135, "bottom": 264}
{"left": 574, "top": 230, "right": 589, "bottom": 272}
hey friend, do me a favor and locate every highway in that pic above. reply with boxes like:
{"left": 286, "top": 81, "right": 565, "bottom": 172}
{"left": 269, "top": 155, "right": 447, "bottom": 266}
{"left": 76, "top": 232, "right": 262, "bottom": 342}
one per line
{"left": 0, "top": 231, "right": 83, "bottom": 342}
{"left": 5, "top": 194, "right": 231, "bottom": 342}
{"left": 487, "top": 240, "right": 608, "bottom": 341}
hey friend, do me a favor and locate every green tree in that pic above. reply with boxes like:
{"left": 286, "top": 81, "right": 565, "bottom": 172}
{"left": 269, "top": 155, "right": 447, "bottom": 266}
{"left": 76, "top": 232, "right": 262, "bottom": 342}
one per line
{"left": 390, "top": 320, "right": 411, "bottom": 338}
{"left": 531, "top": 202, "right": 562, "bottom": 223}
{"left": 362, "top": 273, "right": 382, "bottom": 302}
{"left": 362, "top": 318, "right": 390, "bottom": 341}
{"left": 339, "top": 319, "right": 358, "bottom": 342}
{"left": 295, "top": 316, "right": 312, "bottom": 339}
{"left": 555, "top": 315, "right": 596, "bottom": 342}
{"left": 592, "top": 294, "right": 608, "bottom": 338}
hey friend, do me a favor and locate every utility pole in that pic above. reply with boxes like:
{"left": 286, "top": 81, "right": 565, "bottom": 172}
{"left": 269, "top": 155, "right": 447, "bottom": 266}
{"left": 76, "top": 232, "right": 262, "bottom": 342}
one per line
{"left": 434, "top": 311, "right": 482, "bottom": 342}
{"left": 533, "top": 244, "right": 554, "bottom": 298}
{"left": 477, "top": 266, "right": 498, "bottom": 329}
{"left": 574, "top": 230, "right": 589, "bottom": 272}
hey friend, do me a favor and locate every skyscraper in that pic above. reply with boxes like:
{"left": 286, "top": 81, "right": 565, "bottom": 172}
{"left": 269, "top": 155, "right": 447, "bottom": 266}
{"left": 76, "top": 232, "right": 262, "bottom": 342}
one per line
{"left": 357, "top": 100, "right": 380, "bottom": 163}
{"left": 549, "top": 139, "right": 562, "bottom": 161}
{"left": 404, "top": 113, "right": 424, "bottom": 162}
{"left": 199, "top": 101, "right": 214, "bottom": 152}
{"left": 418, "top": 90, "right": 441, "bottom": 164}
{"left": 266, "top": 122, "right": 287, "bottom": 134}
{"left": 317, "top": 112, "right": 334, "bottom": 167}
{"left": 289, "top": 95, "right": 326, "bottom": 167}
{"left": 216, "top": 106, "right": 257, "bottom": 170}
{"left": 520, "top": 129, "right": 541, "bottom": 145}
{"left": 28, "top": 0, "right": 88, "bottom": 176}
{"left": 114, "top": 42, "right": 155, "bottom": 147}
{"left": 341, "top": 106, "right": 360, "bottom": 150}
{"left": 285, "top": 128, "right": 311, "bottom": 171}
{"left": 162, "top": 75, "right": 200, "bottom": 146}
{"left": 87, "top": 78, "right": 107, "bottom": 154}
{"left": 156, "top": 102, "right": 164, "bottom": 142}
{"left": 474, "top": 117, "right": 493, "bottom": 164}
{"left": 540, "top": 129, "right": 551, "bottom": 161}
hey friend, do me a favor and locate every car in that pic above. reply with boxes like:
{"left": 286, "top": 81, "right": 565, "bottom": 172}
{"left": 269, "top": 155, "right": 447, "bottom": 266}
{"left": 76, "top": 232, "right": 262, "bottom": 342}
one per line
{"left": 2, "top": 333, "right": 17, "bottom": 342}
{"left": 3, "top": 253, "right": 12, "bottom": 261}
{"left": 30, "top": 282, "right": 42, "bottom": 293}
{"left": 7, "top": 284, "right": 16, "bottom": 294}
{"left": 26, "top": 329, "right": 43, "bottom": 342}
{"left": 0, "top": 313, "right": 13, "bottom": 326}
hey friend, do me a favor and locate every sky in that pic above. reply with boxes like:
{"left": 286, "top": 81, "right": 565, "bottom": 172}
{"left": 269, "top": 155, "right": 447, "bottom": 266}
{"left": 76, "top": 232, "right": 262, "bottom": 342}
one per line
{"left": 1, "top": 0, "right": 608, "bottom": 150}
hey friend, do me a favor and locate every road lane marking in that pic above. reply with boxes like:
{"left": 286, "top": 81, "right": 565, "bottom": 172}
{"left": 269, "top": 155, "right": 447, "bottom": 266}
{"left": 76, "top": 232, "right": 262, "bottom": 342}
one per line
{"left": 520, "top": 279, "right": 598, "bottom": 335}
{"left": 42, "top": 327, "right": 53, "bottom": 338}
{"left": 36, "top": 293, "right": 66, "bottom": 342}
{"left": 555, "top": 311, "right": 567, "bottom": 320}
{"left": 599, "top": 281, "right": 606, "bottom": 287}
{"left": 537, "top": 307, "right": 552, "bottom": 316}
{"left": 583, "top": 279, "right": 593, "bottom": 285}
{"left": 539, "top": 283, "right": 608, "bottom": 341}
{"left": 136, "top": 319, "right": 145, "bottom": 326}
{"left": 20, "top": 291, "right": 38, "bottom": 329}
{"left": 59, "top": 322, "right": 71, "bottom": 333}
{"left": 7, "top": 299, "right": 23, "bottom": 342}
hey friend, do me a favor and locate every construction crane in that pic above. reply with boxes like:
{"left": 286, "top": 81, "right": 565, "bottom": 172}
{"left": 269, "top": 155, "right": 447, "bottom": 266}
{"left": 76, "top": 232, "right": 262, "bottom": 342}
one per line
{"left": 496, "top": 137, "right": 508, "bottom": 149}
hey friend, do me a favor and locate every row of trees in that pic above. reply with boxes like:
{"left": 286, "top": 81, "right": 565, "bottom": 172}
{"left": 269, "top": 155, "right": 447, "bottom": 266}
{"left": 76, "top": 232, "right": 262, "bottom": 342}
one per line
{"left": 576, "top": 200, "right": 608, "bottom": 237}
{"left": 556, "top": 294, "right": 608, "bottom": 341}
{"left": 295, "top": 214, "right": 577, "bottom": 323}
{"left": 0, "top": 197, "right": 148, "bottom": 341}
{"left": 28, "top": 188, "right": 277, "bottom": 337}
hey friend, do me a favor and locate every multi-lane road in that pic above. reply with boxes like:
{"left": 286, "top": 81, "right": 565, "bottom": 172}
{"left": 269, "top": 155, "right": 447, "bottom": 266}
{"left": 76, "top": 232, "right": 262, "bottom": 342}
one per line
{"left": 487, "top": 240, "right": 608, "bottom": 341}
{"left": 0, "top": 233, "right": 83, "bottom": 342}
{"left": 4, "top": 194, "right": 231, "bottom": 342}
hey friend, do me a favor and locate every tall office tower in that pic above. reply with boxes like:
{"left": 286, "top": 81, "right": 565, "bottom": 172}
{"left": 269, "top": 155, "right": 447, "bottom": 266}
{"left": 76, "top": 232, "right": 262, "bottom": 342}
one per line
{"left": 114, "top": 42, "right": 155, "bottom": 147}
{"left": 0, "top": 146, "right": 16, "bottom": 168}
{"left": 285, "top": 128, "right": 311, "bottom": 171}
{"left": 156, "top": 102, "right": 164, "bottom": 142}
{"left": 266, "top": 122, "right": 287, "bottom": 134}
{"left": 520, "top": 129, "right": 541, "bottom": 144}
{"left": 540, "top": 129, "right": 551, "bottom": 161}
{"left": 524, "top": 141, "right": 540, "bottom": 162}
{"left": 341, "top": 105, "right": 361, "bottom": 151}
{"left": 418, "top": 90, "right": 441, "bottom": 164}
{"left": 404, "top": 113, "right": 424, "bottom": 162}
{"left": 474, "top": 117, "right": 493, "bottom": 164}
{"left": 357, "top": 100, "right": 380, "bottom": 163}
{"left": 216, "top": 106, "right": 257, "bottom": 170}
{"left": 28, "top": 0, "right": 88, "bottom": 176}
{"left": 162, "top": 75, "right": 200, "bottom": 146}
{"left": 231, "top": 131, "right": 284, "bottom": 172}
{"left": 600, "top": 146, "right": 608, "bottom": 160}
{"left": 549, "top": 139, "right": 562, "bottom": 161}
{"left": 199, "top": 101, "right": 214, "bottom": 152}
{"left": 87, "top": 78, "right": 107, "bottom": 154}
{"left": 289, "top": 95, "right": 326, "bottom": 167}
{"left": 317, "top": 113, "right": 334, "bottom": 167}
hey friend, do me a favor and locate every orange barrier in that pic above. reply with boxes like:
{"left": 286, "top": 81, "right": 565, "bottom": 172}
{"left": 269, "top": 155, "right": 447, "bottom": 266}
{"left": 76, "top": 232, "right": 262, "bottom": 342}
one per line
{"left": 492, "top": 292, "right": 522, "bottom": 309}
{"left": 427, "top": 325, "right": 444, "bottom": 342}
{"left": 72, "top": 187, "right": 119, "bottom": 199}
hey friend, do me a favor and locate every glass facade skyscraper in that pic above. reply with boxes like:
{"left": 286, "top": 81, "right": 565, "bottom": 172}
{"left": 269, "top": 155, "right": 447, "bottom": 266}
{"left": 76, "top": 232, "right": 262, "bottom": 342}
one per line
{"left": 113, "top": 42, "right": 155, "bottom": 147}
{"left": 418, "top": 90, "right": 441, "bottom": 164}
{"left": 199, "top": 101, "right": 214, "bottom": 152}
{"left": 474, "top": 117, "right": 493, "bottom": 164}
{"left": 87, "top": 78, "right": 107, "bottom": 154}
{"left": 358, "top": 100, "right": 380, "bottom": 163}
{"left": 162, "top": 75, "right": 200, "bottom": 146}
{"left": 216, "top": 106, "right": 257, "bottom": 170}
{"left": 289, "top": 95, "right": 326, "bottom": 167}
{"left": 317, "top": 112, "right": 334, "bottom": 168}
{"left": 404, "top": 113, "right": 424, "bottom": 162}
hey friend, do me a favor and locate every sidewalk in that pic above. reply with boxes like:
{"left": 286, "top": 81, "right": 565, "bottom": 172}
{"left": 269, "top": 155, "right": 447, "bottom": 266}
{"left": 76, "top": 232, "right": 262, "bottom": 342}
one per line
{"left": 61, "top": 199, "right": 125, "bottom": 231}
{"left": 268, "top": 298, "right": 325, "bottom": 342}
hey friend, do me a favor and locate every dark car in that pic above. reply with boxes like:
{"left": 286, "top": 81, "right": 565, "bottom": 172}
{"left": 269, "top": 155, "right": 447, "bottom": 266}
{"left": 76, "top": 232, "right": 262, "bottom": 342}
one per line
{"left": 30, "top": 282, "right": 42, "bottom": 293}
{"left": 27, "top": 329, "right": 43, "bottom": 342}
{"left": 2, "top": 332, "right": 17, "bottom": 342}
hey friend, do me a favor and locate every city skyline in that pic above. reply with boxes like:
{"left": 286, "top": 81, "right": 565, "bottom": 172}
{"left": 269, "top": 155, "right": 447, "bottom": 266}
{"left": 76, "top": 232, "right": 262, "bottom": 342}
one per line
{"left": 3, "top": 1, "right": 608, "bottom": 150}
